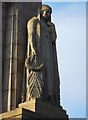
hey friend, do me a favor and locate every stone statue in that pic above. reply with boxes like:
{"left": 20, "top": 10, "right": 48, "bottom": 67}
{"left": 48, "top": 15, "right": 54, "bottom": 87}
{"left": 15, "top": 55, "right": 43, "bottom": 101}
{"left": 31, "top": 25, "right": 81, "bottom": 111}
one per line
{"left": 23, "top": 4, "right": 60, "bottom": 105}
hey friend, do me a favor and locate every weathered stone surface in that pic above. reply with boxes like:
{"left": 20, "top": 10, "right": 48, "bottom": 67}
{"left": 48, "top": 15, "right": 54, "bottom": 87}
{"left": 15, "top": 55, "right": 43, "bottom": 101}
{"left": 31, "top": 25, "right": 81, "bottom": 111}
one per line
{"left": 19, "top": 99, "right": 68, "bottom": 118}
{"left": 5, "top": 30, "right": 26, "bottom": 46}
{"left": 25, "top": 5, "right": 60, "bottom": 106}
{"left": 1, "top": 107, "right": 45, "bottom": 119}
{"left": 0, "top": 99, "right": 68, "bottom": 119}
{"left": 1, "top": 2, "right": 68, "bottom": 119}
{"left": 0, "top": 1, "right": 2, "bottom": 114}
{"left": 2, "top": 2, "right": 42, "bottom": 113}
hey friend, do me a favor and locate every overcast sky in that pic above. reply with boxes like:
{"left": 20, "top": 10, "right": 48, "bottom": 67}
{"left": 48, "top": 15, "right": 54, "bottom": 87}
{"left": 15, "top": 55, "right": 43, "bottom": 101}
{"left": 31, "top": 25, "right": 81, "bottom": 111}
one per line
{"left": 43, "top": 1, "right": 86, "bottom": 118}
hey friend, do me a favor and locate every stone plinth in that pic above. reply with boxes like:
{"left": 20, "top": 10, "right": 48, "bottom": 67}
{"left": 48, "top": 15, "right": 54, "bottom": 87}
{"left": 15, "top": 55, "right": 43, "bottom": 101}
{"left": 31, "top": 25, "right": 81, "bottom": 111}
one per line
{"left": 19, "top": 99, "right": 68, "bottom": 119}
{"left": 1, "top": 107, "right": 44, "bottom": 120}
{"left": 1, "top": 99, "right": 68, "bottom": 119}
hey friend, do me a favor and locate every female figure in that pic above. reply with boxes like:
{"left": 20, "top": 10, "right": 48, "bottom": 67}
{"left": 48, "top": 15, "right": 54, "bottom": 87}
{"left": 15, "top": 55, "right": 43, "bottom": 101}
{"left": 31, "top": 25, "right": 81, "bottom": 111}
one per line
{"left": 25, "top": 5, "right": 60, "bottom": 105}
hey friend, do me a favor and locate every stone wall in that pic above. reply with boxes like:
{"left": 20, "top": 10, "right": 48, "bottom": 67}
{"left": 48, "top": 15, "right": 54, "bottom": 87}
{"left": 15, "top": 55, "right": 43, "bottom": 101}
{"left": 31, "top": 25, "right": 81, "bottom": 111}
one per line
{"left": 0, "top": 1, "right": 2, "bottom": 114}
{"left": 2, "top": 2, "right": 42, "bottom": 113}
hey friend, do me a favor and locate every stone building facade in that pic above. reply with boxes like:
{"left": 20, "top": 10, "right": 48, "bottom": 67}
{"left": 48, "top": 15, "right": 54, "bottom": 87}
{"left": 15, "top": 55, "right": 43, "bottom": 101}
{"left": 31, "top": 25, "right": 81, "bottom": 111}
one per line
{"left": 0, "top": 1, "right": 2, "bottom": 115}
{"left": 2, "top": 2, "right": 41, "bottom": 113}
{"left": 0, "top": 2, "right": 68, "bottom": 119}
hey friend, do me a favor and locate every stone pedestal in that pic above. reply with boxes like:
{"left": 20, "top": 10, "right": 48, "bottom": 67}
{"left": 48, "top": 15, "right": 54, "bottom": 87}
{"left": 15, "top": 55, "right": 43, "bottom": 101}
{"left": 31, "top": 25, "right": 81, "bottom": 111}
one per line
{"left": 19, "top": 99, "right": 68, "bottom": 119}
{"left": 1, "top": 99, "right": 68, "bottom": 119}
{"left": 1, "top": 107, "right": 44, "bottom": 120}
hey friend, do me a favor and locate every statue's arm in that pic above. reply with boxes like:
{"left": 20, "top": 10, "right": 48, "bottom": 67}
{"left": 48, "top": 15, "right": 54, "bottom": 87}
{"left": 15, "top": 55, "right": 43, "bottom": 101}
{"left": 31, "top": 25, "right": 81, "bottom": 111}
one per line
{"left": 49, "top": 22, "right": 57, "bottom": 43}
{"left": 27, "top": 17, "right": 37, "bottom": 55}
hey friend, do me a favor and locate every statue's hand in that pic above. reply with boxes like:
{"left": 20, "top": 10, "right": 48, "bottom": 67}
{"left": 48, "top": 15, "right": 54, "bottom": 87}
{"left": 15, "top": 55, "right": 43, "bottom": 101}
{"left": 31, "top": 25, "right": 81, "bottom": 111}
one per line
{"left": 32, "top": 48, "right": 37, "bottom": 55}
{"left": 48, "top": 22, "right": 57, "bottom": 42}
{"left": 47, "top": 22, "right": 55, "bottom": 32}
{"left": 47, "top": 21, "right": 52, "bottom": 26}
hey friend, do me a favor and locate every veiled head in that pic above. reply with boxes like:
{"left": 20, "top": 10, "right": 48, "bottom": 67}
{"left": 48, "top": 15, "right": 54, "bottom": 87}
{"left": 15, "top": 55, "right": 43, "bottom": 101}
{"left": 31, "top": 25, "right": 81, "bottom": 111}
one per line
{"left": 37, "top": 4, "right": 52, "bottom": 21}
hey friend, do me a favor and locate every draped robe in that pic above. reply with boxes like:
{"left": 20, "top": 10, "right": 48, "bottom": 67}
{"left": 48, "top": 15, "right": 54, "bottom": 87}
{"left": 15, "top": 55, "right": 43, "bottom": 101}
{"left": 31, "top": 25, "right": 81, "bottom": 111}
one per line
{"left": 25, "top": 15, "right": 60, "bottom": 105}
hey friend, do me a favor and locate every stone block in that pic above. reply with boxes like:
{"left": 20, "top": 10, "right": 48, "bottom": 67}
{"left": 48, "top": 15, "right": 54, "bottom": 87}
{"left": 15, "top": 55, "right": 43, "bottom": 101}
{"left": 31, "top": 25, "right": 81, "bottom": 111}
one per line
{"left": 2, "top": 91, "right": 9, "bottom": 112}
{"left": 5, "top": 30, "right": 26, "bottom": 46}
{"left": 2, "top": 3, "right": 7, "bottom": 18}
{"left": 0, "top": 31, "right": 2, "bottom": 46}
{"left": 0, "top": 77, "right": 2, "bottom": 114}
{"left": 1, "top": 100, "right": 68, "bottom": 119}
{"left": 19, "top": 99, "right": 68, "bottom": 118}
{"left": 0, "top": 1, "right": 2, "bottom": 17}
{"left": 1, "top": 107, "right": 45, "bottom": 120}
{"left": 2, "top": 90, "right": 19, "bottom": 112}
{"left": 2, "top": 74, "right": 9, "bottom": 91}
{"left": 0, "top": 53, "right": 2, "bottom": 67}
{"left": 1, "top": 108, "right": 23, "bottom": 119}
{"left": 4, "top": 44, "right": 26, "bottom": 60}
{"left": 0, "top": 39, "right": 2, "bottom": 114}
{"left": 2, "top": 17, "right": 7, "bottom": 31}
{"left": 0, "top": 21, "right": 2, "bottom": 31}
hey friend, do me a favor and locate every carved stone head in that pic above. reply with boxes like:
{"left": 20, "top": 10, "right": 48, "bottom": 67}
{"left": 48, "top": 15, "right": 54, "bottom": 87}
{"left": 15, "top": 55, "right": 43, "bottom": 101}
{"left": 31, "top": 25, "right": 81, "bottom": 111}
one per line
{"left": 37, "top": 4, "right": 52, "bottom": 21}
